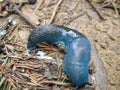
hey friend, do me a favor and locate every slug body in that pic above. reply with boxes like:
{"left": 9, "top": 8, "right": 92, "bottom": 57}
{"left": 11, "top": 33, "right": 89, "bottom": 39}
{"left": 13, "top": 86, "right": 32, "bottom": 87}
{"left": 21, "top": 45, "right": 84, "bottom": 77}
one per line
{"left": 27, "top": 24, "right": 91, "bottom": 87}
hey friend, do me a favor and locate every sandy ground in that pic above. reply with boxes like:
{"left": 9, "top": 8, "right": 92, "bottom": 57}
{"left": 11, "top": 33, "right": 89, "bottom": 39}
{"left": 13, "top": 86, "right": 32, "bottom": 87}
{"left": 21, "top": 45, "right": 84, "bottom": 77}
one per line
{"left": 0, "top": 0, "right": 120, "bottom": 90}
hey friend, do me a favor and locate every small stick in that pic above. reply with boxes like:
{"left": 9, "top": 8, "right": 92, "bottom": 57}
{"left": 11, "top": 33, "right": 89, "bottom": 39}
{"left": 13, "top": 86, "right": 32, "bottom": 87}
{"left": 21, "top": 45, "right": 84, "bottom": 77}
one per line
{"left": 8, "top": 5, "right": 36, "bottom": 28}
{"left": 65, "top": 11, "right": 85, "bottom": 25}
{"left": 49, "top": 0, "right": 63, "bottom": 24}
{"left": 40, "top": 80, "right": 71, "bottom": 86}
{"left": 112, "top": 0, "right": 119, "bottom": 17}
{"left": 2, "top": 24, "right": 17, "bottom": 41}
{"left": 13, "top": 5, "right": 37, "bottom": 28}
{"left": 87, "top": 0, "right": 106, "bottom": 20}
{"left": 33, "top": 0, "right": 44, "bottom": 14}
{"left": 0, "top": 20, "right": 12, "bottom": 41}
{"left": 7, "top": 55, "right": 25, "bottom": 60}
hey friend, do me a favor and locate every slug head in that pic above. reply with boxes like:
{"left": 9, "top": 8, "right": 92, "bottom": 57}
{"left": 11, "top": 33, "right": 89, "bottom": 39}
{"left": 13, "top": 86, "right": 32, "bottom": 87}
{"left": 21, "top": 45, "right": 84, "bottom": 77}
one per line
{"left": 27, "top": 41, "right": 37, "bottom": 50}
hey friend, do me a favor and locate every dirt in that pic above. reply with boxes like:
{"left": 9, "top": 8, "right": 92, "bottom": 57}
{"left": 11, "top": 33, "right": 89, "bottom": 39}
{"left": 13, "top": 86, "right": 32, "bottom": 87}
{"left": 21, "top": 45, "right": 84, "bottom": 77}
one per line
{"left": 0, "top": 0, "right": 120, "bottom": 90}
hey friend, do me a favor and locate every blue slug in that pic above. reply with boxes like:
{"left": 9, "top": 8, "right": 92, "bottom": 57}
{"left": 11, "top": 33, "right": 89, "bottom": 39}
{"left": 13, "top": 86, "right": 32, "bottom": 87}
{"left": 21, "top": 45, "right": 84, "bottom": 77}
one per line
{"left": 27, "top": 24, "right": 91, "bottom": 88}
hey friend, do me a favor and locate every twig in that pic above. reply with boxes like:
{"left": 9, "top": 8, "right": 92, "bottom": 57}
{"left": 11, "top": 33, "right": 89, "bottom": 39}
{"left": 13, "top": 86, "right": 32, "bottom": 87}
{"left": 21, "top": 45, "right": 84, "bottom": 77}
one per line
{"left": 18, "top": 82, "right": 43, "bottom": 87}
{"left": 7, "top": 78, "right": 17, "bottom": 89}
{"left": 7, "top": 56, "right": 25, "bottom": 60}
{"left": 40, "top": 80, "right": 71, "bottom": 86}
{"left": 2, "top": 24, "right": 17, "bottom": 41}
{"left": 7, "top": 25, "right": 17, "bottom": 37}
{"left": 1, "top": 57, "right": 9, "bottom": 71}
{"left": 0, "top": 19, "right": 13, "bottom": 41}
{"left": 12, "top": 43, "right": 25, "bottom": 48}
{"left": 49, "top": 0, "right": 63, "bottom": 24}
{"left": 87, "top": 0, "right": 106, "bottom": 20}
{"left": 14, "top": 5, "right": 37, "bottom": 28}
{"left": 3, "top": 61, "right": 15, "bottom": 72}
{"left": 112, "top": 0, "right": 119, "bottom": 17}
{"left": 37, "top": 76, "right": 46, "bottom": 82}
{"left": 33, "top": 0, "right": 44, "bottom": 14}
{"left": 65, "top": 11, "right": 85, "bottom": 25}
